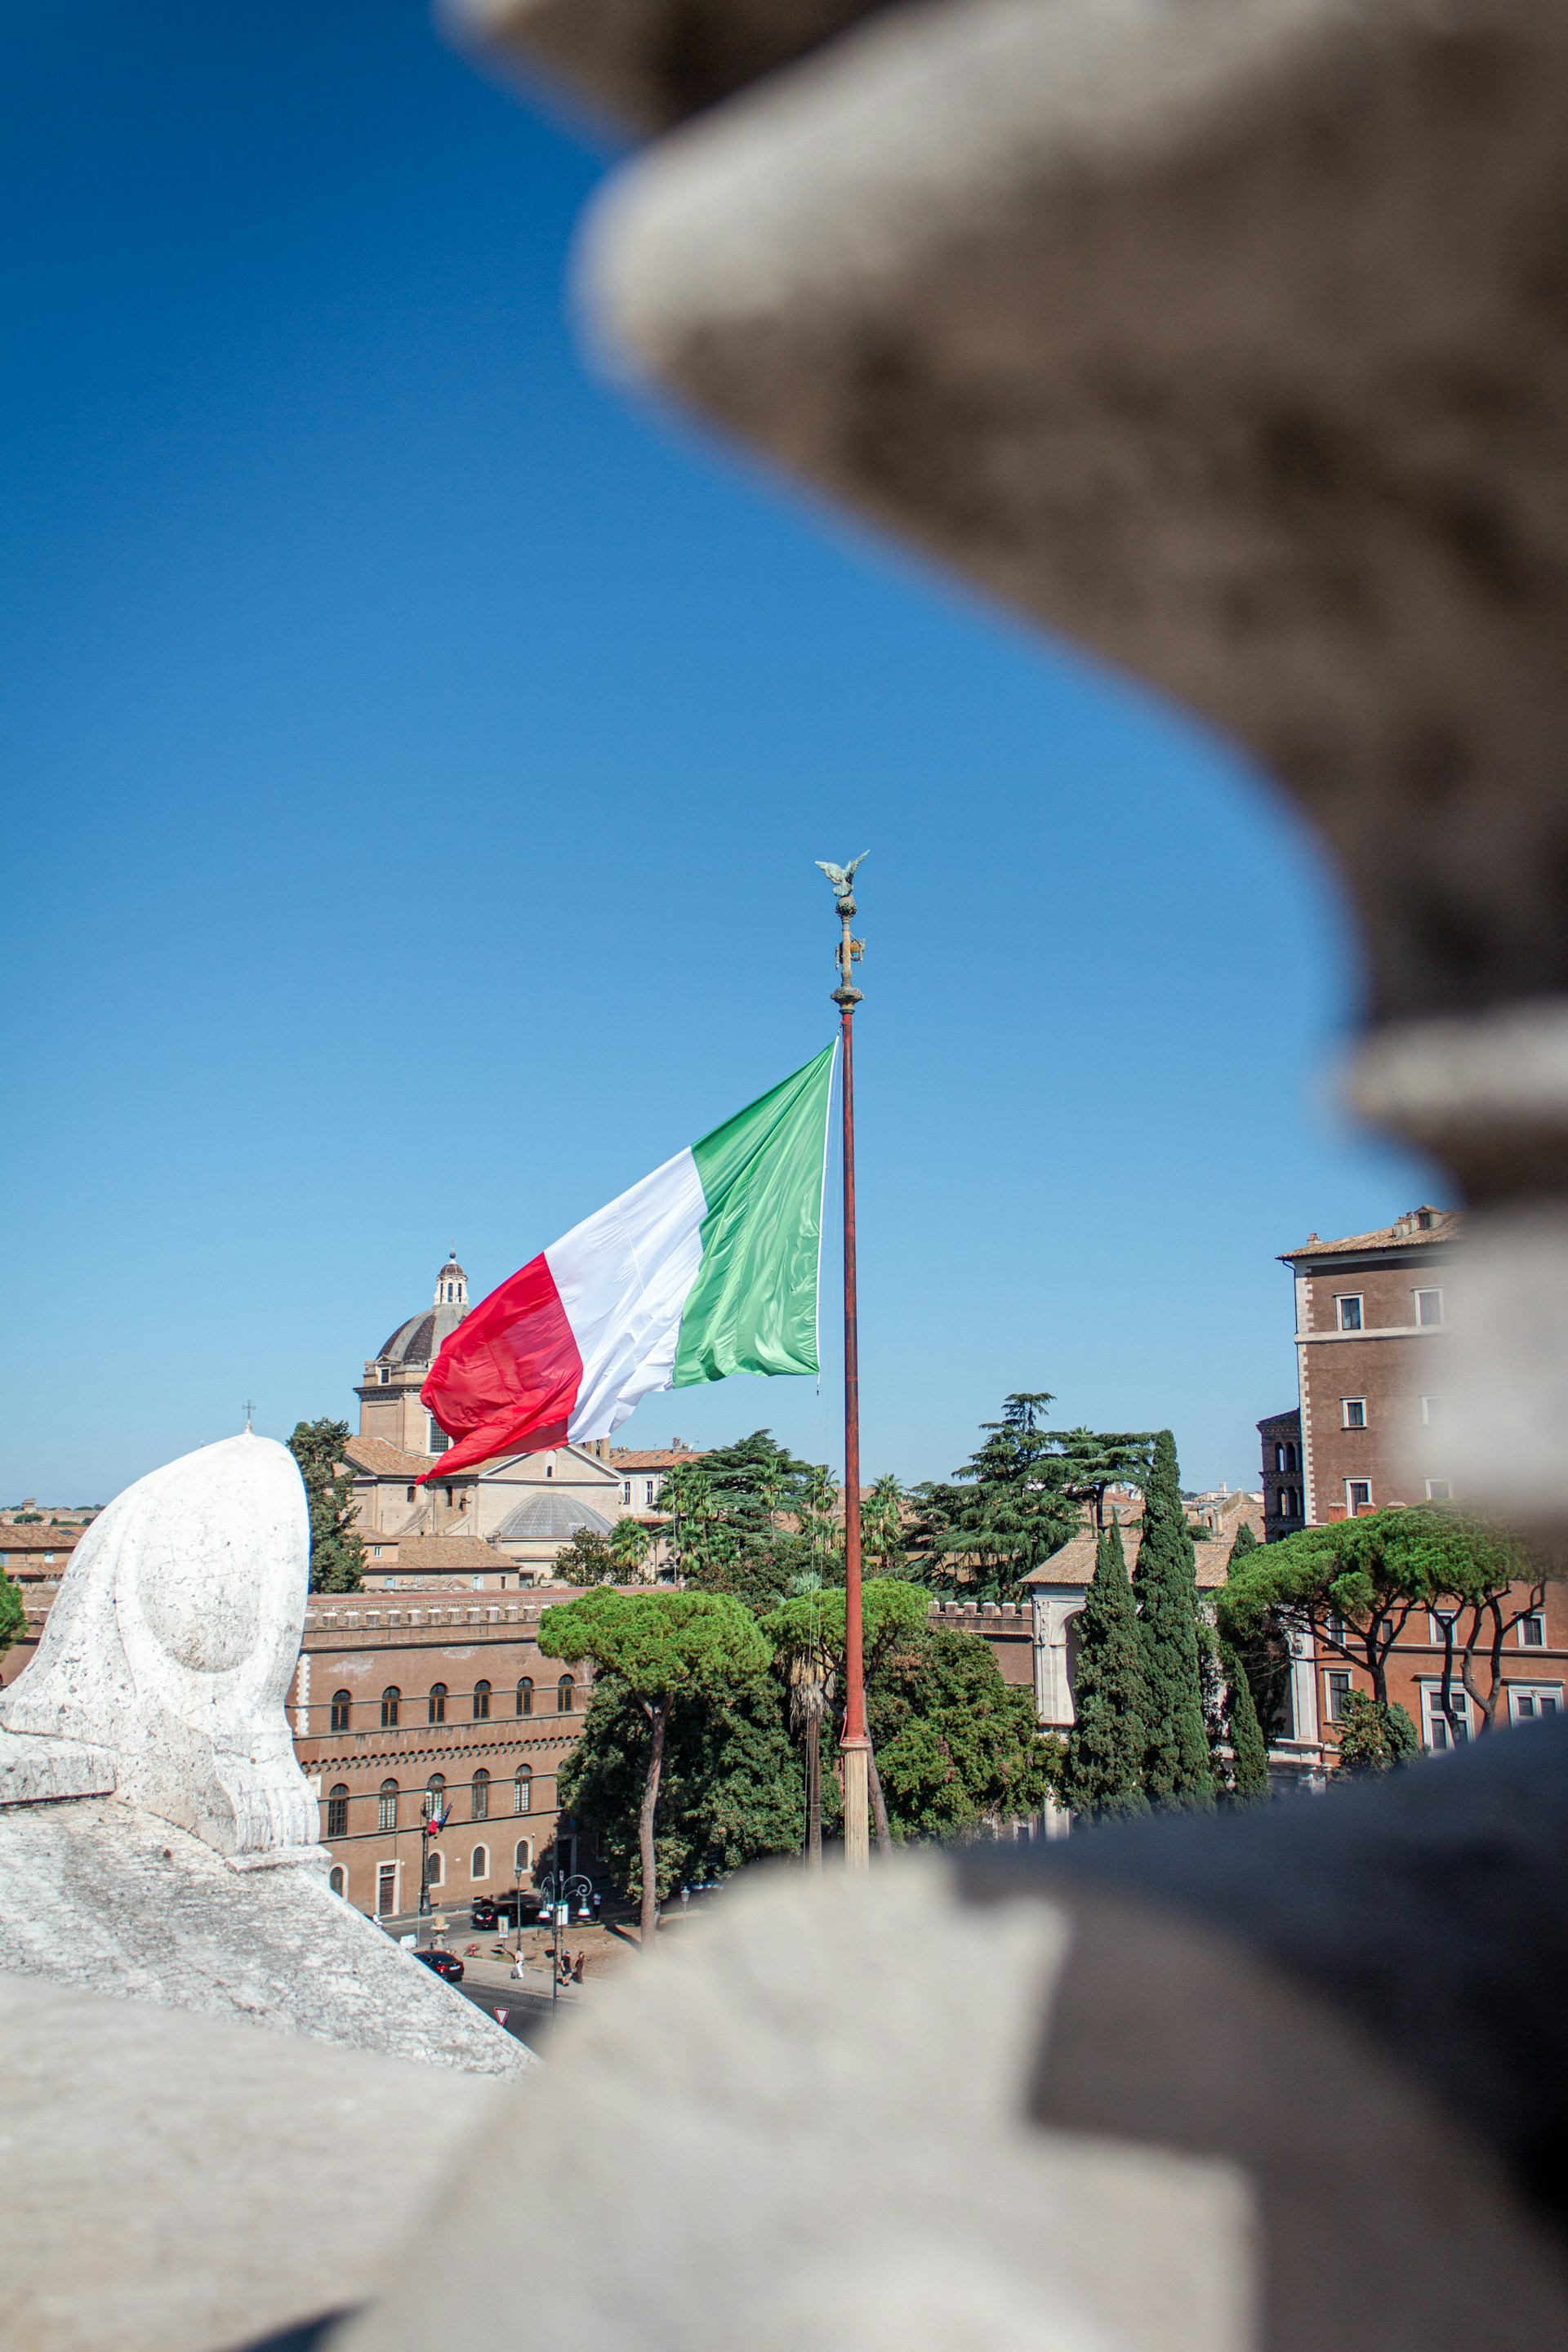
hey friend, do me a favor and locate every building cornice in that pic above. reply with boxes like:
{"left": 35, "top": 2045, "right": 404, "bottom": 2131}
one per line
{"left": 1295, "top": 1325, "right": 1446, "bottom": 1343}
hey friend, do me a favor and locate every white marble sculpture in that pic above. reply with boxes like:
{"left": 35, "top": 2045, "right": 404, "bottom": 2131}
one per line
{"left": 0, "top": 1432, "right": 318, "bottom": 1856}
{"left": 0, "top": 1432, "right": 528, "bottom": 2082}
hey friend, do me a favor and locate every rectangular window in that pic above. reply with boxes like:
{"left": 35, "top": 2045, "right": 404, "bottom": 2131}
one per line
{"left": 1509, "top": 1686, "right": 1561, "bottom": 1722}
{"left": 1337, "top": 1294, "right": 1364, "bottom": 1332}
{"left": 1325, "top": 1670, "right": 1352, "bottom": 1721}
{"left": 1342, "top": 1398, "right": 1366, "bottom": 1430}
{"left": 623, "top": 1482, "right": 632, "bottom": 1504}
{"left": 645, "top": 1481, "right": 655, "bottom": 1506}
{"left": 1425, "top": 1479, "right": 1451, "bottom": 1501}
{"left": 1325, "top": 1611, "right": 1346, "bottom": 1644}
{"left": 1521, "top": 1613, "right": 1547, "bottom": 1648}
{"left": 1414, "top": 1288, "right": 1444, "bottom": 1328}
{"left": 1423, "top": 1685, "right": 1470, "bottom": 1748}
{"left": 1420, "top": 1396, "right": 1438, "bottom": 1427}
{"left": 1346, "top": 1480, "right": 1372, "bottom": 1515}
{"left": 428, "top": 1418, "right": 449, "bottom": 1455}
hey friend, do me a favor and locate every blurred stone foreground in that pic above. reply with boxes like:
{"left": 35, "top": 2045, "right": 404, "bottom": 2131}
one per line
{"left": 15, "top": 2, "right": 1568, "bottom": 2346}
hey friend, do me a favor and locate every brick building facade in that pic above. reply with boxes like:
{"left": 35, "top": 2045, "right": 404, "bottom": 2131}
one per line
{"left": 1256, "top": 1205, "right": 1566, "bottom": 1769}
{"left": 1270, "top": 1207, "right": 1459, "bottom": 1525}
{"left": 289, "top": 1586, "right": 595, "bottom": 1920}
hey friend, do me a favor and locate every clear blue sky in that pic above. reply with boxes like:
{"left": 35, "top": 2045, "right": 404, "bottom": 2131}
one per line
{"left": 1, "top": 0, "right": 1438, "bottom": 1505}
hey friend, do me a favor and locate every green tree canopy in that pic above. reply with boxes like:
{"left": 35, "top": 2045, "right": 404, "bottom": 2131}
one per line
{"left": 287, "top": 1419, "right": 364, "bottom": 1594}
{"left": 1332, "top": 1688, "right": 1419, "bottom": 1775}
{"left": 1217, "top": 1521, "right": 1269, "bottom": 1802}
{"left": 1132, "top": 1430, "right": 1212, "bottom": 1808}
{"left": 906, "top": 1392, "right": 1081, "bottom": 1602}
{"left": 764, "top": 1579, "right": 933, "bottom": 1855}
{"left": 1061, "top": 1520, "right": 1149, "bottom": 1821}
{"left": 868, "top": 1623, "right": 1059, "bottom": 1840}
{"left": 540, "top": 1588, "right": 772, "bottom": 1941}
{"left": 660, "top": 1434, "right": 831, "bottom": 1606}
{"left": 1222, "top": 1644, "right": 1270, "bottom": 1800}
{"left": 861, "top": 1473, "right": 912, "bottom": 1575}
{"left": 1046, "top": 1427, "right": 1156, "bottom": 1530}
{"left": 559, "top": 1671, "right": 801, "bottom": 1901}
{"left": 764, "top": 1576, "right": 930, "bottom": 1676}
{"left": 609, "top": 1516, "right": 653, "bottom": 1576}
{"left": 0, "top": 1566, "right": 24, "bottom": 1661}
{"left": 1217, "top": 1502, "right": 1539, "bottom": 1731}
{"left": 552, "top": 1525, "right": 621, "bottom": 1585}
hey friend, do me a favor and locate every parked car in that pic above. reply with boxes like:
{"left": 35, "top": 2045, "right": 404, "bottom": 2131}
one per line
{"left": 414, "top": 1948, "right": 464, "bottom": 1984}
{"left": 470, "top": 1898, "right": 499, "bottom": 1931}
{"left": 489, "top": 1888, "right": 546, "bottom": 1927}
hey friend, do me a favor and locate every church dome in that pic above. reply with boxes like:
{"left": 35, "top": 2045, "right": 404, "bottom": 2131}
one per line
{"left": 375, "top": 1253, "right": 471, "bottom": 1367}
{"left": 492, "top": 1494, "right": 612, "bottom": 1543}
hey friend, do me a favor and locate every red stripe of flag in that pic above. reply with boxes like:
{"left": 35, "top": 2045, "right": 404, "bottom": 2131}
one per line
{"left": 418, "top": 1253, "right": 583, "bottom": 1481}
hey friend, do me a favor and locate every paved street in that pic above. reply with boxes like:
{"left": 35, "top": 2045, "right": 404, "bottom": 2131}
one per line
{"left": 383, "top": 1913, "right": 638, "bottom": 2052}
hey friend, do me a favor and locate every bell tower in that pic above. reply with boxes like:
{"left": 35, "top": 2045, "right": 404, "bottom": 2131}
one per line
{"left": 358, "top": 1253, "right": 473, "bottom": 1454}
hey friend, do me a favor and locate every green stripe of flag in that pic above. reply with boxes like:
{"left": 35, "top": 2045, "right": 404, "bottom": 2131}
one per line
{"left": 672, "top": 1043, "right": 836, "bottom": 1387}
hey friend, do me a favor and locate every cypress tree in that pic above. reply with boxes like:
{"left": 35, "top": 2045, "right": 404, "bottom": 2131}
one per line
{"left": 1061, "top": 1519, "right": 1150, "bottom": 1822}
{"left": 1223, "top": 1643, "right": 1270, "bottom": 1798}
{"left": 1132, "top": 1430, "right": 1213, "bottom": 1807}
{"left": 1221, "top": 1521, "right": 1269, "bottom": 1800}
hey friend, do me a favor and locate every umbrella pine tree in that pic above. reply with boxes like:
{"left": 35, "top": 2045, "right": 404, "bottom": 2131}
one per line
{"left": 1062, "top": 1521, "right": 1150, "bottom": 1820}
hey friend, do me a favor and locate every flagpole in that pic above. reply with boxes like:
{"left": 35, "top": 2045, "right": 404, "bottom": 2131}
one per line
{"left": 820, "top": 857, "right": 869, "bottom": 1873}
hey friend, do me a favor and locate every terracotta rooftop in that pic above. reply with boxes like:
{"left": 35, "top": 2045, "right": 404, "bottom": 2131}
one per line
{"left": 1281, "top": 1207, "right": 1462, "bottom": 1261}
{"left": 1023, "top": 1522, "right": 1237, "bottom": 1592}
{"left": 0, "top": 1523, "right": 86, "bottom": 1556}
{"left": 343, "top": 1436, "right": 441, "bottom": 1479}
{"left": 370, "top": 1536, "right": 510, "bottom": 1570}
{"left": 608, "top": 1449, "right": 706, "bottom": 1471}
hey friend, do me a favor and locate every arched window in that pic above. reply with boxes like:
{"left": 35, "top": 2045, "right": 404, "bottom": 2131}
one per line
{"left": 326, "top": 1783, "right": 349, "bottom": 1839}
{"left": 378, "top": 1778, "right": 399, "bottom": 1833}
{"left": 514, "top": 1838, "right": 532, "bottom": 1873}
{"left": 473, "top": 1679, "right": 491, "bottom": 1722}
{"left": 330, "top": 1690, "right": 351, "bottom": 1733}
{"left": 328, "top": 1865, "right": 346, "bottom": 1897}
{"left": 514, "top": 1768, "right": 531, "bottom": 1815}
{"left": 428, "top": 1683, "right": 447, "bottom": 1725}
{"left": 381, "top": 1686, "right": 400, "bottom": 1729}
{"left": 516, "top": 1677, "right": 533, "bottom": 1717}
{"left": 556, "top": 1674, "right": 574, "bottom": 1715}
{"left": 471, "top": 1844, "right": 488, "bottom": 1881}
{"left": 425, "top": 1773, "right": 446, "bottom": 1818}
{"left": 471, "top": 1768, "right": 490, "bottom": 1821}
{"left": 426, "top": 1849, "right": 443, "bottom": 1887}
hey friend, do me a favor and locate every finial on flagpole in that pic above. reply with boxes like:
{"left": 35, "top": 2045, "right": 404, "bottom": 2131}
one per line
{"left": 815, "top": 855, "right": 867, "bottom": 1008}
{"left": 243, "top": 1401, "right": 255, "bottom": 1435}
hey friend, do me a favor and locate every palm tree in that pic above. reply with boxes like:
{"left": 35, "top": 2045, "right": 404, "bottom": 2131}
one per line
{"left": 610, "top": 1516, "right": 653, "bottom": 1580}
{"left": 862, "top": 1472, "right": 907, "bottom": 1573}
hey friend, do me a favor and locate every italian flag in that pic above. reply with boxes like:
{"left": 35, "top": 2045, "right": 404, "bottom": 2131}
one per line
{"left": 420, "top": 1046, "right": 835, "bottom": 1477}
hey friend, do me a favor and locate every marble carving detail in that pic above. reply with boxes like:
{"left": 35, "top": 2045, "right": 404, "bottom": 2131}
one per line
{"left": 0, "top": 1433, "right": 319, "bottom": 1859}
